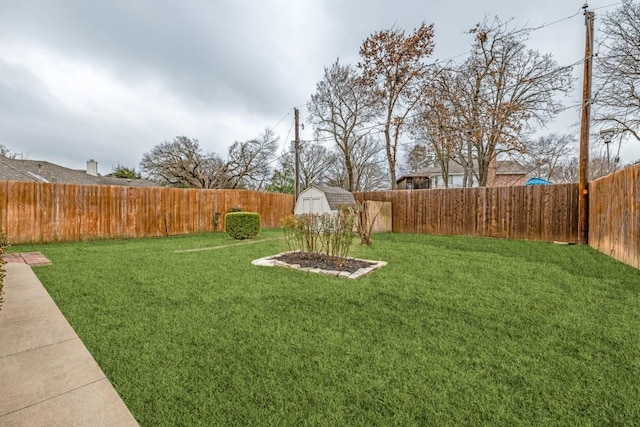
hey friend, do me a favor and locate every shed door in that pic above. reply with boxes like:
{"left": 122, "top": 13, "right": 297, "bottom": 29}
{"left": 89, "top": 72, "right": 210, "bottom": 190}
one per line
{"left": 302, "top": 197, "right": 323, "bottom": 214}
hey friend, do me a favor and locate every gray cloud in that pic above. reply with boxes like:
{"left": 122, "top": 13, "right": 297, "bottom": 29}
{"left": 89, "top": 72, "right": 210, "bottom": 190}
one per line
{"left": 0, "top": 0, "right": 636, "bottom": 171}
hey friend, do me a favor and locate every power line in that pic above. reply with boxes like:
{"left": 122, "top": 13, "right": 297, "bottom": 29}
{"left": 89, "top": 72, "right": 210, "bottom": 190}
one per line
{"left": 267, "top": 109, "right": 294, "bottom": 134}
{"left": 267, "top": 115, "right": 296, "bottom": 167}
{"left": 525, "top": 6, "right": 585, "bottom": 32}
{"left": 307, "top": 7, "right": 619, "bottom": 149}
{"left": 429, "top": 7, "right": 588, "bottom": 66}
{"left": 591, "top": 2, "right": 623, "bottom": 11}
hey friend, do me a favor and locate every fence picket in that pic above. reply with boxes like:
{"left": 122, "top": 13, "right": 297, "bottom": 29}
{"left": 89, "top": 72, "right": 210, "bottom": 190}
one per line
{"left": 0, "top": 181, "right": 294, "bottom": 244}
{"left": 354, "top": 183, "right": 580, "bottom": 243}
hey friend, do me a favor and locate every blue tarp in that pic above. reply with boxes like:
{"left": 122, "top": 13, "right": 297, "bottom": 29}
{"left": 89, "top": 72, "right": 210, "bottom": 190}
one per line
{"left": 525, "top": 177, "right": 553, "bottom": 186}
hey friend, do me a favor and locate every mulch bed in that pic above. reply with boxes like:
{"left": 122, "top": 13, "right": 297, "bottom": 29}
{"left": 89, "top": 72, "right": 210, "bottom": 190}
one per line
{"left": 274, "top": 252, "right": 375, "bottom": 274}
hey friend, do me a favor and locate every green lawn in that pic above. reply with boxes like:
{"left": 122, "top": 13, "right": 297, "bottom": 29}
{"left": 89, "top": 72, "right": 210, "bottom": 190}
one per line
{"left": 11, "top": 231, "right": 640, "bottom": 426}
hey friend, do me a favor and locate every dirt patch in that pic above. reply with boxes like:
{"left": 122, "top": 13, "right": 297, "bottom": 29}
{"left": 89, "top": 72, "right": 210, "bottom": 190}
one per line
{"left": 274, "top": 252, "right": 375, "bottom": 274}
{"left": 252, "top": 251, "right": 387, "bottom": 279}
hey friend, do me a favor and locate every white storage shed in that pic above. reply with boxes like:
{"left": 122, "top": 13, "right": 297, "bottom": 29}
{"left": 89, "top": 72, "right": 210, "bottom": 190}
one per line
{"left": 294, "top": 186, "right": 356, "bottom": 215}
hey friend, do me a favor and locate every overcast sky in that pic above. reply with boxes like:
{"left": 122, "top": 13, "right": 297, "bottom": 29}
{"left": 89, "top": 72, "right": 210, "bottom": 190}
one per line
{"left": 0, "top": 0, "right": 635, "bottom": 174}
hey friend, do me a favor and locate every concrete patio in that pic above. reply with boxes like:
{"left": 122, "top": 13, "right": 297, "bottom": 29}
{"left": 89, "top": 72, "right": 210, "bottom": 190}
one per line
{"left": 0, "top": 261, "right": 138, "bottom": 426}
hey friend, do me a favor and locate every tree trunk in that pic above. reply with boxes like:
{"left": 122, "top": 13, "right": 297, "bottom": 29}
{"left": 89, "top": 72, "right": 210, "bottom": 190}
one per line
{"left": 384, "top": 126, "right": 397, "bottom": 189}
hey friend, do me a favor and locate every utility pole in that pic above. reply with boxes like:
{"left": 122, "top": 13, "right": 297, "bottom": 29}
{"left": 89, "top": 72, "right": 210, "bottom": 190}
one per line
{"left": 578, "top": 6, "right": 594, "bottom": 245}
{"left": 294, "top": 107, "right": 300, "bottom": 201}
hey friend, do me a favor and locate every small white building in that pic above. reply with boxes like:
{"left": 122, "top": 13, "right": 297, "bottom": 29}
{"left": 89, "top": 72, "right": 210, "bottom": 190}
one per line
{"left": 294, "top": 186, "right": 356, "bottom": 215}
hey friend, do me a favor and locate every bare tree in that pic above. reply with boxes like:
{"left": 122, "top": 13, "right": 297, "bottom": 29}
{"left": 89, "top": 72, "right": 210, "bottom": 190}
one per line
{"left": 514, "top": 133, "right": 576, "bottom": 181}
{"left": 411, "top": 67, "right": 475, "bottom": 187}
{"left": 140, "top": 136, "right": 228, "bottom": 188}
{"left": 402, "top": 143, "right": 433, "bottom": 173}
{"left": 225, "top": 129, "right": 278, "bottom": 190}
{"left": 594, "top": 0, "right": 640, "bottom": 143}
{"left": 298, "top": 143, "right": 334, "bottom": 188}
{"left": 270, "top": 143, "right": 335, "bottom": 192}
{"left": 307, "top": 59, "right": 378, "bottom": 191}
{"left": 351, "top": 135, "right": 389, "bottom": 191}
{"left": 0, "top": 144, "right": 26, "bottom": 159}
{"left": 448, "top": 18, "right": 574, "bottom": 186}
{"left": 326, "top": 135, "right": 389, "bottom": 191}
{"left": 358, "top": 22, "right": 435, "bottom": 189}
{"left": 551, "top": 146, "right": 613, "bottom": 183}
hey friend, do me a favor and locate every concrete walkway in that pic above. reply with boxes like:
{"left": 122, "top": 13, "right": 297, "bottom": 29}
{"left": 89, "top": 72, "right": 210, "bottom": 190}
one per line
{"left": 0, "top": 263, "right": 138, "bottom": 426}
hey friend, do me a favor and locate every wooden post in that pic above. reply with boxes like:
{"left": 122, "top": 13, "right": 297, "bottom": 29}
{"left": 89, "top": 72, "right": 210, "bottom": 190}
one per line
{"left": 578, "top": 8, "right": 594, "bottom": 245}
{"left": 294, "top": 107, "right": 300, "bottom": 202}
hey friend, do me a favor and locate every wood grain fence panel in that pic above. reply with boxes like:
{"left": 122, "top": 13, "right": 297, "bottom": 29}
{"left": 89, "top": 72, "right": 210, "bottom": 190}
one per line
{"left": 441, "top": 190, "right": 451, "bottom": 234}
{"left": 497, "top": 187, "right": 508, "bottom": 238}
{"left": 511, "top": 186, "right": 523, "bottom": 240}
{"left": 1, "top": 179, "right": 591, "bottom": 246}
{"left": 589, "top": 164, "right": 640, "bottom": 269}
{"left": 0, "top": 181, "right": 295, "bottom": 243}
{"left": 422, "top": 190, "right": 429, "bottom": 233}
{"left": 354, "top": 184, "right": 579, "bottom": 243}
{"left": 7, "top": 182, "right": 30, "bottom": 243}
{"left": 634, "top": 166, "right": 640, "bottom": 269}
{"left": 417, "top": 190, "right": 426, "bottom": 234}
{"left": 477, "top": 188, "right": 486, "bottom": 237}
{"left": 466, "top": 188, "right": 475, "bottom": 236}
{"left": 458, "top": 188, "right": 468, "bottom": 236}
{"left": 212, "top": 190, "right": 225, "bottom": 231}
{"left": 0, "top": 182, "right": 7, "bottom": 238}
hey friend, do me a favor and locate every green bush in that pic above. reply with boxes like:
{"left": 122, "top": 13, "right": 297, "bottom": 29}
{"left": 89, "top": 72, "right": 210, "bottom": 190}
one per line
{"left": 225, "top": 212, "right": 260, "bottom": 240}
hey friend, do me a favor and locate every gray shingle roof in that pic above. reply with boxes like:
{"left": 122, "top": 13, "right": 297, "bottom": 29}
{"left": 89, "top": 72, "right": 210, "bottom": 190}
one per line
{"left": 0, "top": 157, "right": 158, "bottom": 187}
{"left": 496, "top": 160, "right": 527, "bottom": 175}
{"left": 313, "top": 185, "right": 356, "bottom": 210}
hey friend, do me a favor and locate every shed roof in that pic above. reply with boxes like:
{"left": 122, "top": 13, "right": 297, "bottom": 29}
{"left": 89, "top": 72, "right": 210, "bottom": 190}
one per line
{"left": 312, "top": 185, "right": 356, "bottom": 210}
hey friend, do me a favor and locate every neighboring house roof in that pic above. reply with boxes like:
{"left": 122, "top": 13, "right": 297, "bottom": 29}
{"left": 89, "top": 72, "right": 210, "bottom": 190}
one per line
{"left": 397, "top": 159, "right": 527, "bottom": 183}
{"left": 0, "top": 157, "right": 158, "bottom": 187}
{"left": 496, "top": 160, "right": 528, "bottom": 175}
{"left": 313, "top": 185, "right": 356, "bottom": 210}
{"left": 396, "top": 171, "right": 433, "bottom": 179}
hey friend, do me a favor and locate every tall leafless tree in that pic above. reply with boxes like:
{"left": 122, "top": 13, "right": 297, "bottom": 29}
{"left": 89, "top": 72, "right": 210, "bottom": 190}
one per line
{"left": 551, "top": 146, "right": 614, "bottom": 183}
{"left": 411, "top": 66, "right": 475, "bottom": 187}
{"left": 513, "top": 133, "right": 576, "bottom": 181}
{"left": 270, "top": 143, "right": 335, "bottom": 192}
{"left": 345, "top": 135, "right": 389, "bottom": 191}
{"left": 358, "top": 22, "right": 435, "bottom": 189}
{"left": 298, "top": 143, "right": 335, "bottom": 188}
{"left": 594, "top": 0, "right": 640, "bottom": 143}
{"left": 307, "top": 59, "right": 378, "bottom": 191}
{"left": 140, "top": 136, "right": 228, "bottom": 188}
{"left": 224, "top": 128, "right": 278, "bottom": 190}
{"left": 430, "top": 18, "right": 573, "bottom": 186}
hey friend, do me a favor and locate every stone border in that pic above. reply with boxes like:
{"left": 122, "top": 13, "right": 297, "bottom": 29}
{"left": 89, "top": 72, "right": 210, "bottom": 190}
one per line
{"left": 252, "top": 251, "right": 387, "bottom": 280}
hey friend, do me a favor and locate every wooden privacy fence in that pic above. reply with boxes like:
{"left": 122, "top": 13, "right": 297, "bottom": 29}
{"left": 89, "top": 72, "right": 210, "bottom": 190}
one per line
{"left": 0, "top": 181, "right": 294, "bottom": 244}
{"left": 589, "top": 163, "right": 640, "bottom": 269}
{"left": 355, "top": 183, "right": 579, "bottom": 243}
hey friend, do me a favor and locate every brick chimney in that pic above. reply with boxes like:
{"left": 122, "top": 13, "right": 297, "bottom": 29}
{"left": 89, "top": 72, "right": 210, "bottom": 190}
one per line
{"left": 86, "top": 159, "right": 98, "bottom": 176}
{"left": 487, "top": 155, "right": 497, "bottom": 187}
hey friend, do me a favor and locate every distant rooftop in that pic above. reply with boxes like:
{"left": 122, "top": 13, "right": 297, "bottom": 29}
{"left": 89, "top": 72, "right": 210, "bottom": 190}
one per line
{"left": 0, "top": 157, "right": 158, "bottom": 187}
